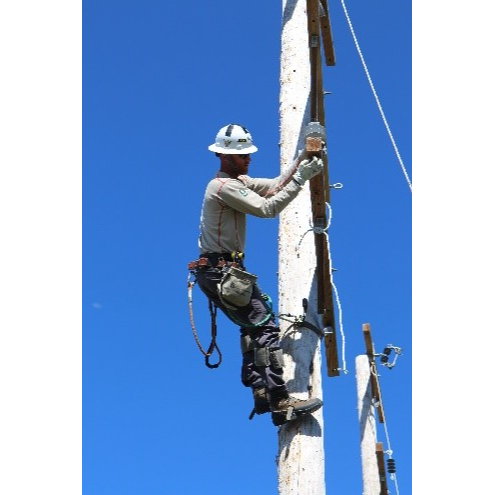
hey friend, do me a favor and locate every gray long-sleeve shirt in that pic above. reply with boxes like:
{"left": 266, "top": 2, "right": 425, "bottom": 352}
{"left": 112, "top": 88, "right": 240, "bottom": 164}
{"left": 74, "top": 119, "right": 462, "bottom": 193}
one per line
{"left": 198, "top": 171, "right": 302, "bottom": 254}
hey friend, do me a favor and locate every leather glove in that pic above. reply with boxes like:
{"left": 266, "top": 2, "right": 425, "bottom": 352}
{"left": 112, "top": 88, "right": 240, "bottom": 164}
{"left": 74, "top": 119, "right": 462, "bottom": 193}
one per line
{"left": 293, "top": 156, "right": 324, "bottom": 186}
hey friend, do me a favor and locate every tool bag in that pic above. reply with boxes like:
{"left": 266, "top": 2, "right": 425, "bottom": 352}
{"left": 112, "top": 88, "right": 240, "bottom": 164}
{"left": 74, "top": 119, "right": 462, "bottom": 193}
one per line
{"left": 217, "top": 265, "right": 257, "bottom": 309}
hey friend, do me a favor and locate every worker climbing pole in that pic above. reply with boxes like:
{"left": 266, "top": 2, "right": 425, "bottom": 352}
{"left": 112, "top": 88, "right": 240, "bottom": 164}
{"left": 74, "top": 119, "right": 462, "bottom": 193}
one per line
{"left": 186, "top": 0, "right": 409, "bottom": 493}
{"left": 186, "top": 0, "right": 344, "bottom": 490}
{"left": 188, "top": 123, "right": 327, "bottom": 427}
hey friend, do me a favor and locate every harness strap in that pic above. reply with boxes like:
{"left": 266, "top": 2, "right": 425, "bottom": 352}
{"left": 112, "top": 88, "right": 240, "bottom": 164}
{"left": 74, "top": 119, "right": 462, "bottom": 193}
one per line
{"left": 299, "top": 319, "right": 325, "bottom": 339}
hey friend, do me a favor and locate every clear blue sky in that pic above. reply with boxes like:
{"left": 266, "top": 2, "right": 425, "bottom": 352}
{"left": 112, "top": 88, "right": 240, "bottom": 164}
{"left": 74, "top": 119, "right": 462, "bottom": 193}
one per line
{"left": 82, "top": 1, "right": 411, "bottom": 494}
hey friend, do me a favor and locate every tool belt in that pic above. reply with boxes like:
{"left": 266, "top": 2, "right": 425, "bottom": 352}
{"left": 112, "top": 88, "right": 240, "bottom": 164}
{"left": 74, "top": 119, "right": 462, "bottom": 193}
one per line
{"left": 188, "top": 257, "right": 240, "bottom": 270}
{"left": 188, "top": 252, "right": 243, "bottom": 270}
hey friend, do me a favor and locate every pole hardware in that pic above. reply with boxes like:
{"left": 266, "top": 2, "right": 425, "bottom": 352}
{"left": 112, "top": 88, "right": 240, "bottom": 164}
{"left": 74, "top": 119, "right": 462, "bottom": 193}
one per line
{"left": 376, "top": 344, "right": 402, "bottom": 369}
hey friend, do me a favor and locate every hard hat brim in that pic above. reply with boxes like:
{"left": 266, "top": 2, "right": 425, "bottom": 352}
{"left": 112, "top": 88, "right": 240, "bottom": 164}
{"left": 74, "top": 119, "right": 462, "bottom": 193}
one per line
{"left": 208, "top": 143, "right": 258, "bottom": 154}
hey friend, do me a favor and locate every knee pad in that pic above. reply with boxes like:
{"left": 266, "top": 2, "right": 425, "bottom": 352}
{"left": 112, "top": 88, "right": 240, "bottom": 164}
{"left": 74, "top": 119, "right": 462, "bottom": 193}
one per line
{"left": 269, "top": 348, "right": 284, "bottom": 370}
{"left": 240, "top": 334, "right": 256, "bottom": 354}
{"left": 254, "top": 347, "right": 284, "bottom": 369}
{"left": 254, "top": 347, "right": 270, "bottom": 367}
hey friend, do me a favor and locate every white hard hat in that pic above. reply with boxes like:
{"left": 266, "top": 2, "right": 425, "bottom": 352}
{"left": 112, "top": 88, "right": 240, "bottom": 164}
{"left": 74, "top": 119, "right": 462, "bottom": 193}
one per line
{"left": 208, "top": 124, "right": 258, "bottom": 154}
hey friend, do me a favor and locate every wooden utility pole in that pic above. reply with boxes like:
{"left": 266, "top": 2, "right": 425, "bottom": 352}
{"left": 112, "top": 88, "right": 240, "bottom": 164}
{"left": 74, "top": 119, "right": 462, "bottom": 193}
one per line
{"left": 356, "top": 355, "right": 381, "bottom": 495}
{"left": 361, "top": 323, "right": 392, "bottom": 495}
{"left": 277, "top": 1, "right": 325, "bottom": 493}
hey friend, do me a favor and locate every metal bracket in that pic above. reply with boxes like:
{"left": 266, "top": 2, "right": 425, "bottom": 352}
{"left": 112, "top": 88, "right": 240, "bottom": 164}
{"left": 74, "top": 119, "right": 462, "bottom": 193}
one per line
{"left": 376, "top": 344, "right": 403, "bottom": 370}
{"left": 286, "top": 406, "right": 295, "bottom": 421}
{"left": 304, "top": 121, "right": 326, "bottom": 140}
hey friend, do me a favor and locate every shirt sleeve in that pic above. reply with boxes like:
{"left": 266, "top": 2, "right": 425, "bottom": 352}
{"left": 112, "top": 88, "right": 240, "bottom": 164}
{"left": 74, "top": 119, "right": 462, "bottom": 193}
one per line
{"left": 218, "top": 177, "right": 302, "bottom": 218}
{"left": 238, "top": 175, "right": 283, "bottom": 196}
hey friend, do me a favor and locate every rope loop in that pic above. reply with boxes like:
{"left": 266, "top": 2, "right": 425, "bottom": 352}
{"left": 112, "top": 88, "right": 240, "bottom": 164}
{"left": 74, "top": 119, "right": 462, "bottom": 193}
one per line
{"left": 294, "top": 202, "right": 348, "bottom": 374}
{"left": 187, "top": 271, "right": 223, "bottom": 368}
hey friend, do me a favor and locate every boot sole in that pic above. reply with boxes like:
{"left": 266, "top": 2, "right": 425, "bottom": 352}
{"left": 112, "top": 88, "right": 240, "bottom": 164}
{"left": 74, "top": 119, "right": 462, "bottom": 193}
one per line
{"left": 271, "top": 400, "right": 323, "bottom": 426}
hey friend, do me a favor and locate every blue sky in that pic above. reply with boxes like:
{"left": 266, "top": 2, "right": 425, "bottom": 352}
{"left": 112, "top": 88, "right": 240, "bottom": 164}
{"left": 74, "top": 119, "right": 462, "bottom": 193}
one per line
{"left": 82, "top": 1, "right": 411, "bottom": 494}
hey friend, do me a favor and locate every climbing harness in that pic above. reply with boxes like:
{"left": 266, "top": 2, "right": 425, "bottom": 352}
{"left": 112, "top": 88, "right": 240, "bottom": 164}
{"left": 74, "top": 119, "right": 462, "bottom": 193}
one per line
{"left": 188, "top": 255, "right": 327, "bottom": 373}
{"left": 187, "top": 254, "right": 278, "bottom": 368}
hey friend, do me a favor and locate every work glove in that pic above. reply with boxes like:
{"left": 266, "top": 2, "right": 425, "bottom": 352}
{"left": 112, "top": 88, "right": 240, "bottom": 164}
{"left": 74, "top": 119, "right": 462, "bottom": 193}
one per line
{"left": 293, "top": 156, "right": 324, "bottom": 186}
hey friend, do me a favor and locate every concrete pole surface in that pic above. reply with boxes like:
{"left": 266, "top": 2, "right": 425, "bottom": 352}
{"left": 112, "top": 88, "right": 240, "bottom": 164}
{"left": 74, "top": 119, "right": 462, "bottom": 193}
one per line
{"left": 277, "top": 1, "right": 325, "bottom": 494}
{"left": 356, "top": 355, "right": 380, "bottom": 495}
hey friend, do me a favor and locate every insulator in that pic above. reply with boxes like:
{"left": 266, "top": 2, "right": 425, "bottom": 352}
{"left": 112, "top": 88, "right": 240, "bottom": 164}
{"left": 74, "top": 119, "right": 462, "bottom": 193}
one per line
{"left": 380, "top": 355, "right": 389, "bottom": 363}
{"left": 383, "top": 347, "right": 392, "bottom": 355}
{"left": 387, "top": 459, "right": 396, "bottom": 473}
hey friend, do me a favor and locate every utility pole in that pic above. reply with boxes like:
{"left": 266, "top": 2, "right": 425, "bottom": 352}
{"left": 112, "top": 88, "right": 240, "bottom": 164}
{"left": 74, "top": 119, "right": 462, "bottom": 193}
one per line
{"left": 356, "top": 354, "right": 380, "bottom": 495}
{"left": 277, "top": 0, "right": 325, "bottom": 493}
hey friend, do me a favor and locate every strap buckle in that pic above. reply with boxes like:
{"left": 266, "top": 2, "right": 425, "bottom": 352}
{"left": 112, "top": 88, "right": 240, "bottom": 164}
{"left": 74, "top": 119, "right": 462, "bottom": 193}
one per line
{"left": 188, "top": 257, "right": 210, "bottom": 270}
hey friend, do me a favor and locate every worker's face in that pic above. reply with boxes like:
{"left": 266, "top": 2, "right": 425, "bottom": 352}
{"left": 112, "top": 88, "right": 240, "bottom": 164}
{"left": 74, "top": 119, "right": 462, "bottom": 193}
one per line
{"left": 230, "top": 153, "right": 251, "bottom": 174}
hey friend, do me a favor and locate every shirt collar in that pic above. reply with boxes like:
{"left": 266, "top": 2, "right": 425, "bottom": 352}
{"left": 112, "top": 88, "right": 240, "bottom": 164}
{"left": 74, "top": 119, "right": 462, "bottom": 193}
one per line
{"left": 216, "top": 171, "right": 233, "bottom": 179}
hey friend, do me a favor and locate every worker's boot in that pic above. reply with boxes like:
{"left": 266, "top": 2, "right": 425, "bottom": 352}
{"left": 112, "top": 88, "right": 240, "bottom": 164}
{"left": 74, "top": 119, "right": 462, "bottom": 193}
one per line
{"left": 270, "top": 391, "right": 323, "bottom": 426}
{"left": 253, "top": 387, "right": 271, "bottom": 415}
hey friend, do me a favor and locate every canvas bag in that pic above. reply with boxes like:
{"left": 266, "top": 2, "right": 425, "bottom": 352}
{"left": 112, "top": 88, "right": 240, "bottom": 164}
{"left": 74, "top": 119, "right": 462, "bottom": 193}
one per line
{"left": 217, "top": 266, "right": 257, "bottom": 309}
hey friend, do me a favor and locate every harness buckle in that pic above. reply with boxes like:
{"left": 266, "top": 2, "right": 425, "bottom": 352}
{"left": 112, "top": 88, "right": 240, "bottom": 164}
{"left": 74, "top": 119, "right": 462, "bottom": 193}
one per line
{"left": 188, "top": 257, "right": 211, "bottom": 270}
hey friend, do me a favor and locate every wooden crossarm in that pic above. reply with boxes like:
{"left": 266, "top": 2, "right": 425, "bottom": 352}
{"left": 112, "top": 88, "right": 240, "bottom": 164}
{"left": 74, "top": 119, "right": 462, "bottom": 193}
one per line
{"left": 305, "top": 0, "right": 340, "bottom": 378}
{"left": 363, "top": 323, "right": 385, "bottom": 423}
{"left": 319, "top": 0, "right": 336, "bottom": 66}
{"left": 376, "top": 442, "right": 389, "bottom": 495}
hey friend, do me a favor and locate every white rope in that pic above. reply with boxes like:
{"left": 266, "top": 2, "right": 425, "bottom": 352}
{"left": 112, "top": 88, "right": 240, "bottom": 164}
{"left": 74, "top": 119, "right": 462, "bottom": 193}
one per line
{"left": 383, "top": 418, "right": 400, "bottom": 495}
{"left": 296, "top": 203, "right": 348, "bottom": 374}
{"left": 339, "top": 0, "right": 412, "bottom": 193}
{"left": 324, "top": 204, "right": 347, "bottom": 374}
